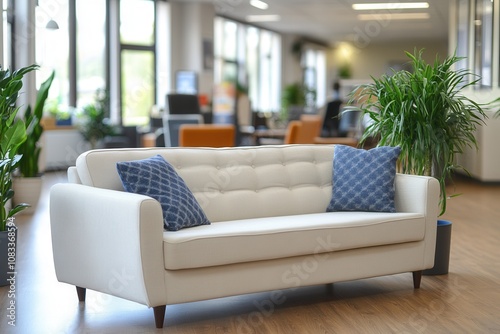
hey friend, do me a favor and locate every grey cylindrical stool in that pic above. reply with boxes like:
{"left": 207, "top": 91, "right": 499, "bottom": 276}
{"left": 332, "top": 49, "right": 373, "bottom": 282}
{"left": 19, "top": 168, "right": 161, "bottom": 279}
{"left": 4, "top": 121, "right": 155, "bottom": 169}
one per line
{"left": 423, "top": 220, "right": 452, "bottom": 275}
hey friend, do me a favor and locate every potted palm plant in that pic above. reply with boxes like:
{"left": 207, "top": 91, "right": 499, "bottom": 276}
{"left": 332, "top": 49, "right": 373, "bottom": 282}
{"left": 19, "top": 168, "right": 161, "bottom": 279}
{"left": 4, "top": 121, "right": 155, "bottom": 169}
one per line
{"left": 350, "top": 49, "right": 493, "bottom": 275}
{"left": 13, "top": 71, "right": 55, "bottom": 215}
{"left": 0, "top": 64, "right": 39, "bottom": 286}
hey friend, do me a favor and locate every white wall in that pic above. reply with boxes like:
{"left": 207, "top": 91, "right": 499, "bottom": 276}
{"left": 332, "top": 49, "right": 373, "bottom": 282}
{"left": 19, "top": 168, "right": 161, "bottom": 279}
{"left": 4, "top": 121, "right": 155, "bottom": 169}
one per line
{"left": 328, "top": 40, "right": 449, "bottom": 81}
{"left": 449, "top": 0, "right": 500, "bottom": 181}
{"left": 281, "top": 34, "right": 304, "bottom": 87}
{"left": 169, "top": 1, "right": 215, "bottom": 97}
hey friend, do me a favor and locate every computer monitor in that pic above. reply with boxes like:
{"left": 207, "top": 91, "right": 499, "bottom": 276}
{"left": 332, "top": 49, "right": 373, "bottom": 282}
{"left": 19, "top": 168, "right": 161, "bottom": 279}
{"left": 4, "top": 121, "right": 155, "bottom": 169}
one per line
{"left": 338, "top": 108, "right": 362, "bottom": 137}
{"left": 175, "top": 71, "right": 198, "bottom": 94}
{"left": 166, "top": 94, "right": 201, "bottom": 115}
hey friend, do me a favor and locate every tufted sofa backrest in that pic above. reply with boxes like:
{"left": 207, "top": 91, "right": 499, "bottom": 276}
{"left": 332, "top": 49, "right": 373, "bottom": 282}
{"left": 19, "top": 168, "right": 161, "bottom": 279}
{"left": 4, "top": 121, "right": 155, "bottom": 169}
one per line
{"left": 75, "top": 145, "right": 335, "bottom": 222}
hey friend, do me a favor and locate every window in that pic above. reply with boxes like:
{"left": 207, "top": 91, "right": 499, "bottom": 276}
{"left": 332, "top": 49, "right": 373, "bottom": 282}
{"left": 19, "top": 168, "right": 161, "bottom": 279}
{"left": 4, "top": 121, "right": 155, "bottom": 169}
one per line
{"left": 302, "top": 47, "right": 327, "bottom": 109}
{"left": 258, "top": 30, "right": 281, "bottom": 112}
{"left": 214, "top": 17, "right": 281, "bottom": 114}
{"left": 456, "top": 0, "right": 470, "bottom": 76}
{"left": 76, "top": 0, "right": 106, "bottom": 107}
{"left": 36, "top": 0, "right": 70, "bottom": 105}
{"left": 116, "top": 0, "right": 156, "bottom": 126}
{"left": 120, "top": 49, "right": 155, "bottom": 125}
{"left": 30, "top": 0, "right": 158, "bottom": 126}
{"left": 474, "top": 0, "right": 493, "bottom": 88}
{"left": 2, "top": 0, "right": 12, "bottom": 68}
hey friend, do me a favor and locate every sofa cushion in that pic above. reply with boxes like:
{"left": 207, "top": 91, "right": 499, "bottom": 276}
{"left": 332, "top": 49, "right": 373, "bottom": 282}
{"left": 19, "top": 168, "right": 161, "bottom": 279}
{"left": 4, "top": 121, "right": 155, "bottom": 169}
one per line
{"left": 75, "top": 145, "right": 336, "bottom": 223}
{"left": 162, "top": 211, "right": 424, "bottom": 270}
{"left": 116, "top": 154, "right": 210, "bottom": 231}
{"left": 327, "top": 145, "right": 401, "bottom": 213}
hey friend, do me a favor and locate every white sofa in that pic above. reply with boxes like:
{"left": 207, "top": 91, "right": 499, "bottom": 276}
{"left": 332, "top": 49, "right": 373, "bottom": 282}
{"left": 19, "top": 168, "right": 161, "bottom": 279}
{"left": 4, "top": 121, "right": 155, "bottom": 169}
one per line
{"left": 50, "top": 144, "right": 439, "bottom": 328}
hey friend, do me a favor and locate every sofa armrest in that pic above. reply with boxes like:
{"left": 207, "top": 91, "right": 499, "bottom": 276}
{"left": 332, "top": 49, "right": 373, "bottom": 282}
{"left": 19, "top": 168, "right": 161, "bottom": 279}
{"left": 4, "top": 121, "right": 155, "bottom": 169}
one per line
{"left": 394, "top": 173, "right": 439, "bottom": 215}
{"left": 394, "top": 173, "right": 440, "bottom": 268}
{"left": 50, "top": 183, "right": 166, "bottom": 307}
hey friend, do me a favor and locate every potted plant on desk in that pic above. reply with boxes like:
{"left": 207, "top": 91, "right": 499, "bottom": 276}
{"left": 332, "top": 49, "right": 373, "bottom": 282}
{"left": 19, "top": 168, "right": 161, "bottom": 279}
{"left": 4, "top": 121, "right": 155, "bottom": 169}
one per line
{"left": 13, "top": 70, "right": 55, "bottom": 215}
{"left": 0, "top": 64, "right": 38, "bottom": 286}
{"left": 350, "top": 49, "right": 494, "bottom": 275}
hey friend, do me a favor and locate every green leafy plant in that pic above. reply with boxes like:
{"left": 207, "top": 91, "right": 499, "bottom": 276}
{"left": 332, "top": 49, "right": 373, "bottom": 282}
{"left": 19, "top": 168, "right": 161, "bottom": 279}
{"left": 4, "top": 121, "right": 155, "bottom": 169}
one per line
{"left": 281, "top": 83, "right": 316, "bottom": 120}
{"left": 350, "top": 49, "right": 493, "bottom": 216}
{"left": 77, "top": 89, "right": 115, "bottom": 149}
{"left": 17, "top": 70, "right": 55, "bottom": 177}
{"left": 0, "top": 64, "right": 39, "bottom": 231}
{"left": 282, "top": 83, "right": 305, "bottom": 109}
{"left": 338, "top": 63, "right": 352, "bottom": 79}
{"left": 46, "top": 100, "right": 71, "bottom": 121}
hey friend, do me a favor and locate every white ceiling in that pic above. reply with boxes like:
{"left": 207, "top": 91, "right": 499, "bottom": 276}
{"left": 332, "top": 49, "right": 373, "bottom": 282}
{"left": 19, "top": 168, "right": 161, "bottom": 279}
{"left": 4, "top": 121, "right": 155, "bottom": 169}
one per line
{"left": 180, "top": 0, "right": 450, "bottom": 46}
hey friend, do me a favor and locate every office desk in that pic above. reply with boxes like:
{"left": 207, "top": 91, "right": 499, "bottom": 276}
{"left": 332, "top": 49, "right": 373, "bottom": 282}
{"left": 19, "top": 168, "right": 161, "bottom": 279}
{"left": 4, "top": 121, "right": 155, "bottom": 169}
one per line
{"left": 252, "top": 128, "right": 287, "bottom": 145}
{"left": 314, "top": 136, "right": 358, "bottom": 147}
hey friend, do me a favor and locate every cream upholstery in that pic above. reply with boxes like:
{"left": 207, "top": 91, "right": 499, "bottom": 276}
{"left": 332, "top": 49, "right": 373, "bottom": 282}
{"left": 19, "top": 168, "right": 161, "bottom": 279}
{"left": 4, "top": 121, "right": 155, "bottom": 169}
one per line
{"left": 50, "top": 144, "right": 440, "bottom": 328}
{"left": 163, "top": 212, "right": 425, "bottom": 270}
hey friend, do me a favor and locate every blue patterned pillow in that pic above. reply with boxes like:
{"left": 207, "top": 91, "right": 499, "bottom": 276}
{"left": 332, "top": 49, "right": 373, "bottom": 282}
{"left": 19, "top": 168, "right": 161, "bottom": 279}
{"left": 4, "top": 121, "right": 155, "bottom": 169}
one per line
{"left": 327, "top": 145, "right": 401, "bottom": 212}
{"left": 116, "top": 155, "right": 210, "bottom": 231}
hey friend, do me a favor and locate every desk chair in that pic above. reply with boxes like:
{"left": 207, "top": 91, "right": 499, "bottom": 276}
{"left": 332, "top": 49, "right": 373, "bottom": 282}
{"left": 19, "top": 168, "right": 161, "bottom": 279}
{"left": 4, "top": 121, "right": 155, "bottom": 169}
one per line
{"left": 139, "top": 116, "right": 165, "bottom": 147}
{"left": 282, "top": 115, "right": 323, "bottom": 145}
{"left": 179, "top": 124, "right": 235, "bottom": 147}
{"left": 322, "top": 100, "right": 342, "bottom": 137}
{"left": 283, "top": 121, "right": 302, "bottom": 144}
{"left": 163, "top": 114, "right": 203, "bottom": 147}
{"left": 296, "top": 114, "right": 322, "bottom": 143}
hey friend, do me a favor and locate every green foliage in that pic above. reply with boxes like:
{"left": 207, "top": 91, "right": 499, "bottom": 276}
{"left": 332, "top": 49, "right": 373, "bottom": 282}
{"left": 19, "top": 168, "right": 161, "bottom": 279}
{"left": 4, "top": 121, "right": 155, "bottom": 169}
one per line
{"left": 338, "top": 63, "right": 352, "bottom": 79}
{"left": 281, "top": 83, "right": 316, "bottom": 119}
{"left": 350, "top": 49, "right": 491, "bottom": 216}
{"left": 46, "top": 100, "right": 72, "bottom": 120}
{"left": 18, "top": 70, "right": 55, "bottom": 177}
{"left": 282, "top": 83, "right": 306, "bottom": 110}
{"left": 77, "top": 89, "right": 115, "bottom": 149}
{"left": 0, "top": 64, "right": 39, "bottom": 230}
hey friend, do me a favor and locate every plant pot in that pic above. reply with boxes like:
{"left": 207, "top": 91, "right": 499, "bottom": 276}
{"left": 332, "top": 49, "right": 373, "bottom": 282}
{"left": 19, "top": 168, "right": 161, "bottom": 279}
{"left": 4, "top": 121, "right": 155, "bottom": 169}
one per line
{"left": 423, "top": 220, "right": 452, "bottom": 275}
{"left": 56, "top": 118, "right": 72, "bottom": 126}
{"left": 0, "top": 223, "right": 17, "bottom": 287}
{"left": 12, "top": 177, "right": 43, "bottom": 215}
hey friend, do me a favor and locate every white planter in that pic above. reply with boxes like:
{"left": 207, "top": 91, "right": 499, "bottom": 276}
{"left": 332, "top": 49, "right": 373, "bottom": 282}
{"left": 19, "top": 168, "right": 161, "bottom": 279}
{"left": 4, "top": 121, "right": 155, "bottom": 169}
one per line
{"left": 12, "top": 177, "right": 43, "bottom": 215}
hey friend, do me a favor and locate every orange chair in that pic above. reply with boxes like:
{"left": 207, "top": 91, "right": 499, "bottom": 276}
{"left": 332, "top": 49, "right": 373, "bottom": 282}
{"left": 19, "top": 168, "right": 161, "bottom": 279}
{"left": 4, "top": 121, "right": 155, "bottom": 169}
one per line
{"left": 283, "top": 120, "right": 302, "bottom": 144}
{"left": 179, "top": 124, "right": 235, "bottom": 147}
{"left": 284, "top": 115, "right": 322, "bottom": 144}
{"left": 296, "top": 114, "right": 322, "bottom": 143}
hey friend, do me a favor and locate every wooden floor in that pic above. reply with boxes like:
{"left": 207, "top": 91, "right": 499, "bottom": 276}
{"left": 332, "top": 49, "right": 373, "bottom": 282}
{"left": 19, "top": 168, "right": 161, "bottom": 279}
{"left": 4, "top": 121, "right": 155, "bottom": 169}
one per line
{"left": 1, "top": 171, "right": 500, "bottom": 333}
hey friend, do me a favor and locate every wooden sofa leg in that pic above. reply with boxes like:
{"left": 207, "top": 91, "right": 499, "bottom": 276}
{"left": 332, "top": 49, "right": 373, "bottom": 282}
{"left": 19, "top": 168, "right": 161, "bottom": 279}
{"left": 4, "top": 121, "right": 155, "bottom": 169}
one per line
{"left": 412, "top": 271, "right": 422, "bottom": 289}
{"left": 76, "top": 286, "right": 86, "bottom": 302}
{"left": 153, "top": 305, "right": 166, "bottom": 329}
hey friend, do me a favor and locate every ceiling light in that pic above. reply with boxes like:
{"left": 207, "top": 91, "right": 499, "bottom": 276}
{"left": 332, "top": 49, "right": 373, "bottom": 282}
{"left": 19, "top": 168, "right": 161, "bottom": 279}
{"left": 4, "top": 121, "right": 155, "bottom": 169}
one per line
{"left": 46, "top": 19, "right": 59, "bottom": 30}
{"left": 246, "top": 15, "right": 280, "bottom": 22}
{"left": 250, "top": 0, "right": 269, "bottom": 10}
{"left": 357, "top": 12, "right": 430, "bottom": 20}
{"left": 352, "top": 2, "right": 429, "bottom": 10}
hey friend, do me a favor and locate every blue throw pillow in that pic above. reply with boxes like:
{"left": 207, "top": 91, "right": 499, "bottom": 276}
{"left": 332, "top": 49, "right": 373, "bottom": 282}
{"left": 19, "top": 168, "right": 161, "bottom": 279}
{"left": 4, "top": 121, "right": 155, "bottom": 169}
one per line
{"left": 327, "top": 145, "right": 401, "bottom": 212}
{"left": 116, "top": 155, "right": 210, "bottom": 231}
